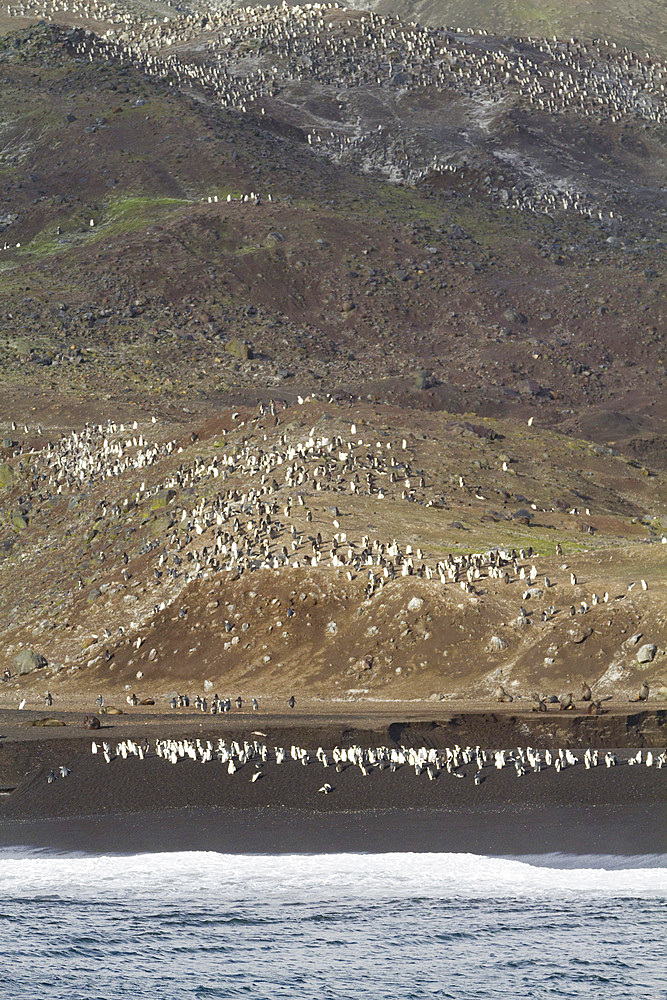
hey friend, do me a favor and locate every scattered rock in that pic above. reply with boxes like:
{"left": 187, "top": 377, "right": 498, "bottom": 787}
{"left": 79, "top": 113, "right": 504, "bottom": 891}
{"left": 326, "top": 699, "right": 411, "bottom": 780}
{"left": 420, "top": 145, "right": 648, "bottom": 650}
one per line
{"left": 407, "top": 597, "right": 424, "bottom": 612}
{"left": 0, "top": 463, "right": 15, "bottom": 488}
{"left": 325, "top": 620, "right": 338, "bottom": 635}
{"left": 503, "top": 307, "right": 526, "bottom": 324}
{"left": 414, "top": 370, "right": 435, "bottom": 390}
{"left": 151, "top": 488, "right": 176, "bottom": 511}
{"left": 636, "top": 643, "right": 657, "bottom": 664}
{"left": 225, "top": 337, "right": 253, "bottom": 360}
{"left": 13, "top": 648, "right": 47, "bottom": 675}
{"left": 488, "top": 635, "right": 508, "bottom": 651}
{"left": 0, "top": 211, "right": 18, "bottom": 230}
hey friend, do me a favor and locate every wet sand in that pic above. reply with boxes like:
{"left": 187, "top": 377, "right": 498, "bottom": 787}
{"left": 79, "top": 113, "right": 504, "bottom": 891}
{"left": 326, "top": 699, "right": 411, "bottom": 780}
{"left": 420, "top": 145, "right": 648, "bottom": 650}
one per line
{"left": 1, "top": 804, "right": 664, "bottom": 856}
{"left": 0, "top": 707, "right": 665, "bottom": 855}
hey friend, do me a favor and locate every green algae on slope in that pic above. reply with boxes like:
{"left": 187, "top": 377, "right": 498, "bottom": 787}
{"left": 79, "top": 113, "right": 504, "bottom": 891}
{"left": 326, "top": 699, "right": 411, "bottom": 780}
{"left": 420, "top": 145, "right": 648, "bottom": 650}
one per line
{"left": 11, "top": 194, "right": 192, "bottom": 262}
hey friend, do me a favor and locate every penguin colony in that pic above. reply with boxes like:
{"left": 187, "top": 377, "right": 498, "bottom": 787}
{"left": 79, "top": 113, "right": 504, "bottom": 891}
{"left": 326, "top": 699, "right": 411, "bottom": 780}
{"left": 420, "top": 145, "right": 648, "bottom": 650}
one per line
{"left": 29, "top": 419, "right": 177, "bottom": 490}
{"left": 85, "top": 736, "right": 667, "bottom": 785}
{"left": 5, "top": 1, "right": 665, "bottom": 219}
{"left": 6, "top": 396, "right": 655, "bottom": 670}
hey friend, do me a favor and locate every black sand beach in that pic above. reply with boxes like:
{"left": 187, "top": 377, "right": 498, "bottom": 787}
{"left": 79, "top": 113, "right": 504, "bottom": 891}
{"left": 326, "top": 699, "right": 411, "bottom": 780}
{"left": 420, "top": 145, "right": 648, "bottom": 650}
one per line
{"left": 1, "top": 707, "right": 665, "bottom": 855}
{"left": 2, "top": 804, "right": 664, "bottom": 856}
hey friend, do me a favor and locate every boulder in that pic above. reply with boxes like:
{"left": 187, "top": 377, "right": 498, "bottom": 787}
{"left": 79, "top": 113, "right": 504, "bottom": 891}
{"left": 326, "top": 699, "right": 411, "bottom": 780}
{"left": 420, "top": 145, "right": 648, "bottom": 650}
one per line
{"left": 407, "top": 597, "right": 424, "bottom": 612}
{"left": 0, "top": 463, "right": 15, "bottom": 488}
{"left": 414, "top": 370, "right": 433, "bottom": 390}
{"left": 489, "top": 635, "right": 508, "bottom": 651}
{"left": 503, "top": 307, "right": 526, "bottom": 324}
{"left": 13, "top": 649, "right": 47, "bottom": 675}
{"left": 151, "top": 488, "right": 176, "bottom": 511}
{"left": 225, "top": 337, "right": 253, "bottom": 360}
{"left": 636, "top": 643, "right": 657, "bottom": 664}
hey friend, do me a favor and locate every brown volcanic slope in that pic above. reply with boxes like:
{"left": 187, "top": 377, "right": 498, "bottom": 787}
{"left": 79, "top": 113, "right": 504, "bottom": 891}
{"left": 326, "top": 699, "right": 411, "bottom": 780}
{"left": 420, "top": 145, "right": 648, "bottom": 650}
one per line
{"left": 0, "top": 17, "right": 664, "bottom": 711}
{"left": 0, "top": 396, "right": 665, "bottom": 710}
{"left": 360, "top": 0, "right": 665, "bottom": 58}
{"left": 0, "top": 20, "right": 664, "bottom": 463}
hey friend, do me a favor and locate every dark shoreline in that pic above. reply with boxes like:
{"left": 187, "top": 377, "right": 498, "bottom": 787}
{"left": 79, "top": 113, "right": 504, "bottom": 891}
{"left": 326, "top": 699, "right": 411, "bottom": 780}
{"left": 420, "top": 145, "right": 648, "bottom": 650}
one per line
{"left": 1, "top": 709, "right": 665, "bottom": 856}
{"left": 1, "top": 803, "right": 665, "bottom": 856}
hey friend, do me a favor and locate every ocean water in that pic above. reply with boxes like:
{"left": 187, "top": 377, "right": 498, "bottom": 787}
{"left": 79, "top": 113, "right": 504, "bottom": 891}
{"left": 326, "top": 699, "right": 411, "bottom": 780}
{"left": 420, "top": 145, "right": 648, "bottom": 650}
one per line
{"left": 1, "top": 850, "right": 665, "bottom": 1000}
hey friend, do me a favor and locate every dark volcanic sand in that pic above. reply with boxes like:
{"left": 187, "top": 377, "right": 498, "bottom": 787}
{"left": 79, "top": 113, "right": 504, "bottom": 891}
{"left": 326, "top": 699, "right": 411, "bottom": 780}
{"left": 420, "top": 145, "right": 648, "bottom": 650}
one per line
{"left": 0, "top": 710, "right": 664, "bottom": 855}
{"left": 1, "top": 805, "right": 663, "bottom": 856}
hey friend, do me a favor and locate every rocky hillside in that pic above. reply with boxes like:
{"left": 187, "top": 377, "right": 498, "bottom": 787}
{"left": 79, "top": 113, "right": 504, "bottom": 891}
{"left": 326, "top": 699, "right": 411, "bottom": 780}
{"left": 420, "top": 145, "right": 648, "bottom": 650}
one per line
{"left": 1, "top": 396, "right": 665, "bottom": 708}
{"left": 0, "top": 4, "right": 664, "bottom": 711}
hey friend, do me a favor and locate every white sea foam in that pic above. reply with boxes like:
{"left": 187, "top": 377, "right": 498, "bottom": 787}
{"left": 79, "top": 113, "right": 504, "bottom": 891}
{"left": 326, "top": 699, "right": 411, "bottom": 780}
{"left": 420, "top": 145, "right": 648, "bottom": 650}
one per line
{"left": 1, "top": 851, "right": 665, "bottom": 1000}
{"left": 1, "top": 851, "right": 665, "bottom": 902}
